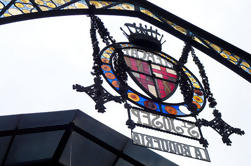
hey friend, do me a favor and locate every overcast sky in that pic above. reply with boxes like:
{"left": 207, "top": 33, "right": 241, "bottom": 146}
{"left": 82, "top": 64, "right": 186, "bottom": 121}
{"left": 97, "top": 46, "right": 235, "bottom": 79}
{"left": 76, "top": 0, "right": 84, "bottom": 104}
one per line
{"left": 0, "top": 0, "right": 250, "bottom": 166}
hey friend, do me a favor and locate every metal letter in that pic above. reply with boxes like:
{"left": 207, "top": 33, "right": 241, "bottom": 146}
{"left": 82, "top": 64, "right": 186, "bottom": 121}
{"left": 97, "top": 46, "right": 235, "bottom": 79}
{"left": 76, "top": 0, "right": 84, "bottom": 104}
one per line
{"left": 131, "top": 132, "right": 142, "bottom": 145}
{"left": 151, "top": 114, "right": 164, "bottom": 129}
{"left": 194, "top": 147, "right": 203, "bottom": 160}
{"left": 131, "top": 108, "right": 142, "bottom": 124}
{"left": 141, "top": 112, "right": 152, "bottom": 126}
{"left": 182, "top": 144, "right": 192, "bottom": 157}
{"left": 145, "top": 135, "right": 154, "bottom": 148}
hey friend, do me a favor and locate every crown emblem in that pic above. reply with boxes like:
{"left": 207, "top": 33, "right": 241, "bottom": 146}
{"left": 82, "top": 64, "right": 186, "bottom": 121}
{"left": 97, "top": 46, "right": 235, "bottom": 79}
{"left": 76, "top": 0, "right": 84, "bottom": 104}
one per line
{"left": 120, "top": 23, "right": 166, "bottom": 51}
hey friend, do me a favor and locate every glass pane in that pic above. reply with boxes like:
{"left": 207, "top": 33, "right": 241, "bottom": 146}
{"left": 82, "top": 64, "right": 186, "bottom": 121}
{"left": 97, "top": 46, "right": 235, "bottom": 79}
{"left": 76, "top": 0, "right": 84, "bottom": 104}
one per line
{"left": 114, "top": 158, "right": 134, "bottom": 166}
{"left": 131, "top": 71, "right": 157, "bottom": 97}
{"left": 5, "top": 130, "right": 64, "bottom": 165}
{"left": 151, "top": 64, "right": 177, "bottom": 82}
{"left": 155, "top": 79, "right": 176, "bottom": 99}
{"left": 73, "top": 111, "right": 128, "bottom": 150}
{"left": 124, "top": 56, "right": 151, "bottom": 75}
{"left": 0, "top": 137, "right": 12, "bottom": 163}
{"left": 59, "top": 132, "right": 117, "bottom": 166}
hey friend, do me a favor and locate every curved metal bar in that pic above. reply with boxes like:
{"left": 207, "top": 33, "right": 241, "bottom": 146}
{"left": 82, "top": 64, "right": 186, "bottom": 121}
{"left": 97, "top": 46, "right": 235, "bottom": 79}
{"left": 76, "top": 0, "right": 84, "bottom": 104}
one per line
{"left": 0, "top": 0, "right": 250, "bottom": 82}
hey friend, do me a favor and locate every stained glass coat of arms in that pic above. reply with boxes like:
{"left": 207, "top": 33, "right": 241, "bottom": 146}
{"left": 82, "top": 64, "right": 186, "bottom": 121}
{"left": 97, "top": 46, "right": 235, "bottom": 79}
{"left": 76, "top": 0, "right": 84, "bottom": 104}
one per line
{"left": 124, "top": 52, "right": 178, "bottom": 100}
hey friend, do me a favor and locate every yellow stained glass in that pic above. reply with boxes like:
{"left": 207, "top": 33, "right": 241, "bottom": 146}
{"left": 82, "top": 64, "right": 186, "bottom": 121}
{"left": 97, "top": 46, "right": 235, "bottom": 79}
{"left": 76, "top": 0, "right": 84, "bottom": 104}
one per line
{"left": 241, "top": 66, "right": 247, "bottom": 71}
{"left": 229, "top": 56, "right": 237, "bottom": 62}
{"left": 193, "top": 96, "right": 203, "bottom": 103}
{"left": 0, "top": 2, "right": 4, "bottom": 9}
{"left": 223, "top": 50, "right": 231, "bottom": 55}
{"left": 64, "top": 5, "right": 74, "bottom": 9}
{"left": 141, "top": 9, "right": 153, "bottom": 17}
{"left": 241, "top": 61, "right": 250, "bottom": 68}
{"left": 121, "top": 44, "right": 128, "bottom": 47}
{"left": 21, "top": 0, "right": 29, "bottom": 3}
{"left": 166, "top": 20, "right": 174, "bottom": 26}
{"left": 128, "top": 92, "right": 140, "bottom": 102}
{"left": 204, "top": 40, "right": 210, "bottom": 45}
{"left": 103, "top": 53, "right": 111, "bottom": 58}
{"left": 106, "top": 50, "right": 113, "bottom": 54}
{"left": 122, "top": 3, "right": 133, "bottom": 10}
{"left": 26, "top": 4, "right": 33, "bottom": 8}
{"left": 190, "top": 78, "right": 197, "bottom": 83}
{"left": 193, "top": 37, "right": 209, "bottom": 48}
{"left": 53, "top": 0, "right": 65, "bottom": 5}
{"left": 193, "top": 83, "right": 200, "bottom": 88}
{"left": 22, "top": 9, "right": 30, "bottom": 13}
{"left": 229, "top": 60, "right": 236, "bottom": 64}
{"left": 193, "top": 37, "right": 202, "bottom": 44}
{"left": 185, "top": 73, "right": 191, "bottom": 77}
{"left": 40, "top": 6, "right": 49, "bottom": 11}
{"left": 234, "top": 55, "right": 240, "bottom": 60}
{"left": 8, "top": 8, "right": 22, "bottom": 15}
{"left": 75, "top": 2, "right": 87, "bottom": 9}
{"left": 210, "top": 43, "right": 221, "bottom": 52}
{"left": 35, "top": 0, "right": 44, "bottom": 5}
{"left": 31, "top": 9, "right": 38, "bottom": 12}
{"left": 15, "top": 2, "right": 24, "bottom": 8}
{"left": 110, "top": 3, "right": 134, "bottom": 10}
{"left": 3, "top": 13, "right": 11, "bottom": 17}
{"left": 111, "top": 5, "right": 123, "bottom": 10}
{"left": 165, "top": 57, "right": 177, "bottom": 64}
{"left": 174, "top": 25, "right": 187, "bottom": 34}
{"left": 90, "top": 1, "right": 111, "bottom": 8}
{"left": 161, "top": 17, "right": 173, "bottom": 26}
{"left": 47, "top": 2, "right": 56, "bottom": 8}
{"left": 220, "top": 53, "right": 228, "bottom": 59}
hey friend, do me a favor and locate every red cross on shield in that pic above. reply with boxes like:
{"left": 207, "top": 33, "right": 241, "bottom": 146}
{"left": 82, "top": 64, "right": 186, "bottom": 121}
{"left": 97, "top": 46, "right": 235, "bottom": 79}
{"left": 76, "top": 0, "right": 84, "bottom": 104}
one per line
{"left": 124, "top": 55, "right": 178, "bottom": 100}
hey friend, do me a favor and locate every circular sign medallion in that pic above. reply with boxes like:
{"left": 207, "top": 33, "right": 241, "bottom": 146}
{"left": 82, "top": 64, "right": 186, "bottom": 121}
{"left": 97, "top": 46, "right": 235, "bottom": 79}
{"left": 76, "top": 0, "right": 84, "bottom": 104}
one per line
{"left": 99, "top": 42, "right": 206, "bottom": 117}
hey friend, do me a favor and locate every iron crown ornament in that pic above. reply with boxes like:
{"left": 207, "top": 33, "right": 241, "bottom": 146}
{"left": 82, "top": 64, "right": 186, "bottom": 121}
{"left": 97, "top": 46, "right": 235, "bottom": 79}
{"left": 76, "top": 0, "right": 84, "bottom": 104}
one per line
{"left": 73, "top": 14, "right": 244, "bottom": 161}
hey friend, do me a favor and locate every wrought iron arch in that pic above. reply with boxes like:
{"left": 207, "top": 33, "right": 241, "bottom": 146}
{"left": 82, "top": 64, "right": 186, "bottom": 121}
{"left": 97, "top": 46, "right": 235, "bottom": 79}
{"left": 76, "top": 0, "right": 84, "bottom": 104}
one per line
{"left": 0, "top": 0, "right": 250, "bottom": 82}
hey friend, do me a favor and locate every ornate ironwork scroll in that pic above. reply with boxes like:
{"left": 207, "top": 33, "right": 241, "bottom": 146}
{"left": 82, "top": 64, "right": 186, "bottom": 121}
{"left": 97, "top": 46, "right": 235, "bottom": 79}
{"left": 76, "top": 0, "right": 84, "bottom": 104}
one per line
{"left": 70, "top": 9, "right": 245, "bottom": 161}
{"left": 196, "top": 110, "right": 245, "bottom": 145}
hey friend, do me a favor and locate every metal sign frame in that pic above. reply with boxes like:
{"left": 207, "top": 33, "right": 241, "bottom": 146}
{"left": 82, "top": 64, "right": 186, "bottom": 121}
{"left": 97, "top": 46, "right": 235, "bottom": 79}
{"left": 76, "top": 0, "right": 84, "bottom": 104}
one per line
{"left": 99, "top": 42, "right": 207, "bottom": 117}
{"left": 0, "top": 0, "right": 250, "bottom": 82}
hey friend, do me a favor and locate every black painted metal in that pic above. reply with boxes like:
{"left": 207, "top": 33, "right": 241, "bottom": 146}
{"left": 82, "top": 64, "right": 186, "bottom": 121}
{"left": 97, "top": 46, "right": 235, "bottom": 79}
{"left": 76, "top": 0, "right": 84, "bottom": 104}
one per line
{"left": 5, "top": 159, "right": 61, "bottom": 166}
{"left": 52, "top": 123, "right": 73, "bottom": 162}
{"left": 120, "top": 22, "right": 164, "bottom": 52}
{"left": 73, "top": 84, "right": 123, "bottom": 112}
{"left": 73, "top": 125, "right": 145, "bottom": 166}
{"left": 1, "top": 135, "right": 15, "bottom": 166}
{"left": 0, "top": 0, "right": 250, "bottom": 82}
{"left": 0, "top": 122, "right": 146, "bottom": 166}
{"left": 177, "top": 42, "right": 195, "bottom": 112}
{"left": 29, "top": 0, "right": 42, "bottom": 12}
{"left": 73, "top": 12, "right": 124, "bottom": 113}
{"left": 99, "top": 42, "right": 207, "bottom": 117}
{"left": 0, "top": 125, "right": 68, "bottom": 137}
{"left": 197, "top": 110, "right": 245, "bottom": 146}
{"left": 126, "top": 106, "right": 209, "bottom": 147}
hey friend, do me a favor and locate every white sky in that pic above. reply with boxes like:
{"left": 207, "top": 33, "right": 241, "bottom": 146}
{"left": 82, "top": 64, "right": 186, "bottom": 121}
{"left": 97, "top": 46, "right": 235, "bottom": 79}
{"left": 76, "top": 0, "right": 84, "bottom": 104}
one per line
{"left": 0, "top": 0, "right": 250, "bottom": 166}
